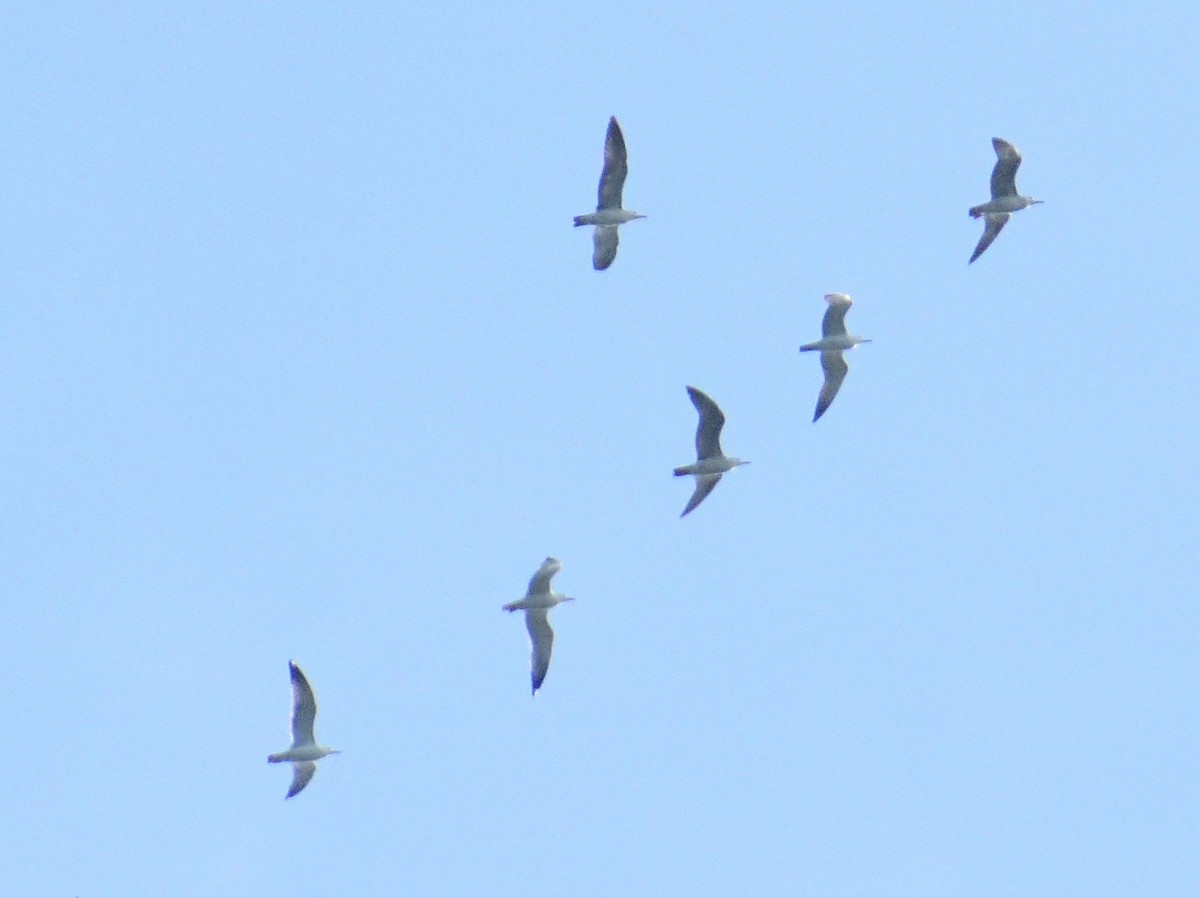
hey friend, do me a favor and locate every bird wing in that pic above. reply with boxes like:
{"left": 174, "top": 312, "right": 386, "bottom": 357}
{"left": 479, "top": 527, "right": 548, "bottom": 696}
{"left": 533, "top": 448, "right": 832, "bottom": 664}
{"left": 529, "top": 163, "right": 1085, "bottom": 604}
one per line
{"left": 287, "top": 761, "right": 317, "bottom": 799}
{"left": 592, "top": 225, "right": 620, "bottom": 270}
{"left": 686, "top": 385, "right": 726, "bottom": 459}
{"left": 525, "top": 609, "right": 555, "bottom": 694}
{"left": 814, "top": 352, "right": 849, "bottom": 422}
{"left": 821, "top": 293, "right": 853, "bottom": 337}
{"left": 526, "top": 556, "right": 562, "bottom": 596}
{"left": 969, "top": 212, "right": 1010, "bottom": 264}
{"left": 681, "top": 473, "right": 722, "bottom": 517}
{"left": 596, "top": 116, "right": 629, "bottom": 210}
{"left": 288, "top": 661, "right": 318, "bottom": 747}
{"left": 989, "top": 137, "right": 1022, "bottom": 198}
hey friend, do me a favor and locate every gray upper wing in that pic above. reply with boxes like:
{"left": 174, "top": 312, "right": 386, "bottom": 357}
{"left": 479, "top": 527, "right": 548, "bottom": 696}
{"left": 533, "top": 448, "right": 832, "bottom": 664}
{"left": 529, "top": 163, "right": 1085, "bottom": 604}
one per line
{"left": 969, "top": 212, "right": 1010, "bottom": 263}
{"left": 592, "top": 225, "right": 620, "bottom": 270}
{"left": 525, "top": 610, "right": 554, "bottom": 694}
{"left": 686, "top": 386, "right": 726, "bottom": 459}
{"left": 596, "top": 116, "right": 629, "bottom": 211}
{"left": 681, "top": 473, "right": 722, "bottom": 517}
{"left": 821, "top": 294, "right": 853, "bottom": 337}
{"left": 526, "top": 556, "right": 562, "bottom": 596}
{"left": 814, "top": 352, "right": 849, "bottom": 422}
{"left": 288, "top": 661, "right": 318, "bottom": 747}
{"left": 286, "top": 761, "right": 317, "bottom": 799}
{"left": 989, "top": 137, "right": 1022, "bottom": 198}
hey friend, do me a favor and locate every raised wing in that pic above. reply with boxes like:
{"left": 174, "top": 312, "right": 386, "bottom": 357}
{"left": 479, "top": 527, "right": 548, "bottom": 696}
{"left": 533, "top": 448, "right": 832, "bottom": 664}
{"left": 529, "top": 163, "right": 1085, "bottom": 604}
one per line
{"left": 592, "top": 225, "right": 620, "bottom": 270}
{"left": 969, "top": 212, "right": 1010, "bottom": 264}
{"left": 989, "top": 137, "right": 1023, "bottom": 199}
{"left": 526, "top": 556, "right": 562, "bottom": 596}
{"left": 686, "top": 386, "right": 726, "bottom": 459}
{"left": 814, "top": 352, "right": 849, "bottom": 422}
{"left": 525, "top": 609, "right": 555, "bottom": 694}
{"left": 821, "top": 293, "right": 853, "bottom": 338}
{"left": 596, "top": 116, "right": 629, "bottom": 211}
{"left": 288, "top": 661, "right": 318, "bottom": 747}
{"left": 286, "top": 761, "right": 317, "bottom": 799}
{"left": 681, "top": 473, "right": 722, "bottom": 517}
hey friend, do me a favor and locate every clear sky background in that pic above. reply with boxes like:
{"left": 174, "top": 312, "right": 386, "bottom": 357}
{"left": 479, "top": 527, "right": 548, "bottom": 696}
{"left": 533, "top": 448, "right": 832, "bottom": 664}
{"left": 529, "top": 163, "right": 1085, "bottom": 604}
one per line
{"left": 3, "top": 3, "right": 1198, "bottom": 896}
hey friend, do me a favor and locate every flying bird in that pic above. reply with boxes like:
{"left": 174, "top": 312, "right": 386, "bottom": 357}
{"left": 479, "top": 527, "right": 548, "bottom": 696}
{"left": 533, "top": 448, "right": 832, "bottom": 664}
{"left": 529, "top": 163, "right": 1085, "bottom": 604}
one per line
{"left": 968, "top": 137, "right": 1043, "bottom": 263}
{"left": 799, "top": 293, "right": 871, "bottom": 422}
{"left": 573, "top": 116, "right": 646, "bottom": 270}
{"left": 503, "top": 557, "right": 575, "bottom": 694}
{"left": 673, "top": 386, "right": 749, "bottom": 516}
{"left": 267, "top": 661, "right": 340, "bottom": 799}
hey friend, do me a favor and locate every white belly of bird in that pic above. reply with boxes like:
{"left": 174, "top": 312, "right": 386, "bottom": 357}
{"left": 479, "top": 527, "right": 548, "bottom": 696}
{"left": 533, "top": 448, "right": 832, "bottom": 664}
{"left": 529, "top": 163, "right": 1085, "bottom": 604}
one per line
{"left": 577, "top": 209, "right": 640, "bottom": 226}
{"left": 270, "top": 745, "right": 331, "bottom": 763}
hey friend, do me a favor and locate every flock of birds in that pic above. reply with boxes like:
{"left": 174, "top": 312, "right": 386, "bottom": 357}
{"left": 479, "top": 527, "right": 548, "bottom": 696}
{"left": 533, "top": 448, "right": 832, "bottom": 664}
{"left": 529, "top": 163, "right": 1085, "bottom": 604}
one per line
{"left": 268, "top": 118, "right": 1043, "bottom": 798}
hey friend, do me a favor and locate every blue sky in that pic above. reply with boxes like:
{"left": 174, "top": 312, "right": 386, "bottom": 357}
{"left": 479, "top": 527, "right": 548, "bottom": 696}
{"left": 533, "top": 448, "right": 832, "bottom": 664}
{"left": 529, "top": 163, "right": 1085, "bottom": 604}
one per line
{"left": 3, "top": 3, "right": 1198, "bottom": 896}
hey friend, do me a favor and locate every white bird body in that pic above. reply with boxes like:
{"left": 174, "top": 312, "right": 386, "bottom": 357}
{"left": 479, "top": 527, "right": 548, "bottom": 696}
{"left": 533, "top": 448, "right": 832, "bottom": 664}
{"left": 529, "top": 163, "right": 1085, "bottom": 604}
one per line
{"left": 673, "top": 456, "right": 744, "bottom": 477}
{"left": 573, "top": 208, "right": 645, "bottom": 227}
{"left": 798, "top": 333, "right": 866, "bottom": 353}
{"left": 503, "top": 592, "right": 574, "bottom": 612}
{"left": 969, "top": 194, "right": 1041, "bottom": 216}
{"left": 573, "top": 116, "right": 645, "bottom": 270}
{"left": 267, "top": 661, "right": 339, "bottom": 799}
{"left": 799, "top": 294, "right": 870, "bottom": 423}
{"left": 268, "top": 744, "right": 337, "bottom": 764}
{"left": 968, "top": 137, "right": 1042, "bottom": 263}
{"left": 503, "top": 557, "right": 574, "bottom": 694}
{"left": 673, "top": 386, "right": 748, "bottom": 517}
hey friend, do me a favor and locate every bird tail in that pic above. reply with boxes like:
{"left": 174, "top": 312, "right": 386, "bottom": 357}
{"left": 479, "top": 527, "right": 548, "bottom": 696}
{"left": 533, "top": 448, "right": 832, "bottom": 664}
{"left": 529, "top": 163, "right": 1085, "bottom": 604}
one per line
{"left": 573, "top": 216, "right": 587, "bottom": 227}
{"left": 673, "top": 467, "right": 689, "bottom": 477}
{"left": 968, "top": 205, "right": 984, "bottom": 218}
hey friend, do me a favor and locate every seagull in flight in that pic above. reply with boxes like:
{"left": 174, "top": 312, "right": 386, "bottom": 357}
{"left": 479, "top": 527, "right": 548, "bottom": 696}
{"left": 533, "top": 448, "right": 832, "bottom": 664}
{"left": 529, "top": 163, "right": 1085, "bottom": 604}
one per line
{"left": 968, "top": 137, "right": 1043, "bottom": 263}
{"left": 503, "top": 557, "right": 575, "bottom": 695}
{"left": 673, "top": 386, "right": 749, "bottom": 517}
{"left": 573, "top": 116, "right": 645, "bottom": 270}
{"left": 799, "top": 293, "right": 871, "bottom": 422}
{"left": 267, "top": 661, "right": 340, "bottom": 799}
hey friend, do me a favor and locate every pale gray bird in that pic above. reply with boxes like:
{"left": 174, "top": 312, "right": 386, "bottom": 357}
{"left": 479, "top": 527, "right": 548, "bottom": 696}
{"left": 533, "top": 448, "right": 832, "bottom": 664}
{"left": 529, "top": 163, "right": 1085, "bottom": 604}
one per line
{"left": 968, "top": 137, "right": 1043, "bottom": 264}
{"left": 503, "top": 557, "right": 575, "bottom": 694}
{"left": 673, "top": 386, "right": 749, "bottom": 517}
{"left": 267, "top": 661, "right": 340, "bottom": 799}
{"left": 799, "top": 293, "right": 871, "bottom": 422}
{"left": 573, "top": 116, "right": 645, "bottom": 270}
